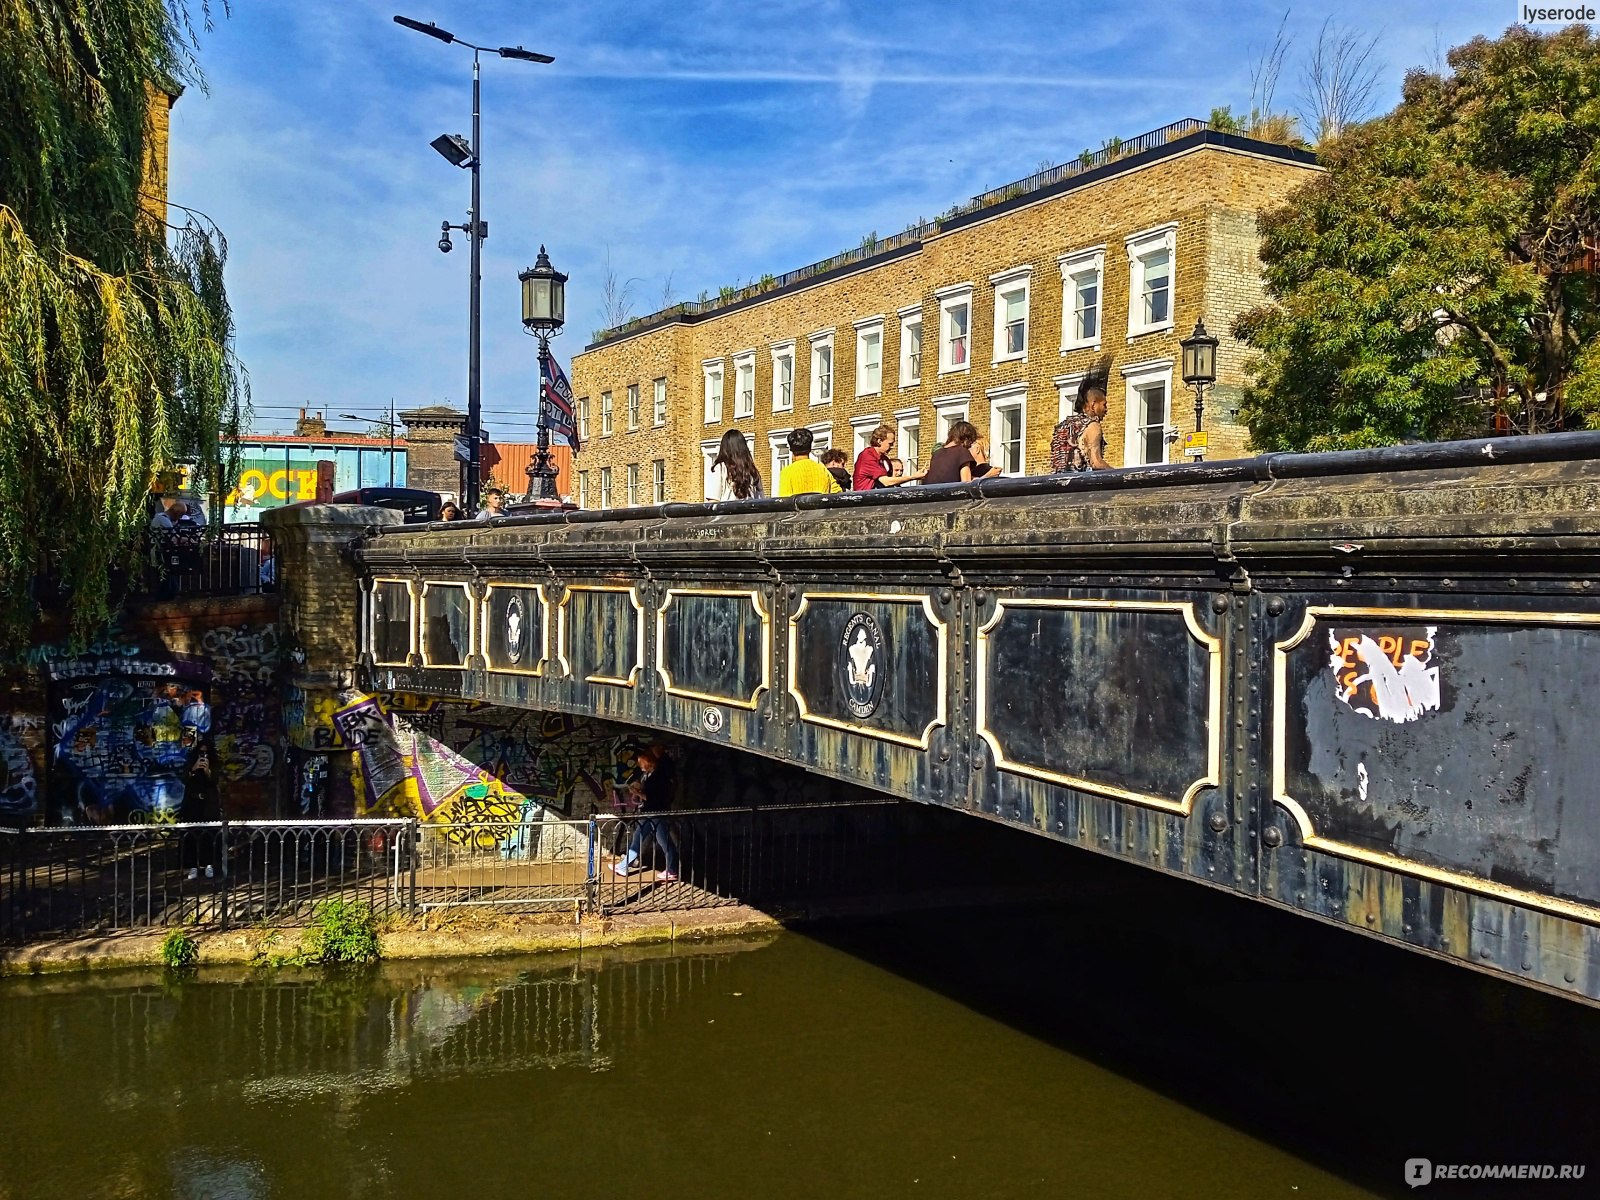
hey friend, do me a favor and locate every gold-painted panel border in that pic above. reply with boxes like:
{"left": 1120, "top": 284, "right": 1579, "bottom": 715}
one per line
{"left": 419, "top": 581, "right": 476, "bottom": 671}
{"left": 481, "top": 583, "right": 550, "bottom": 677}
{"left": 656, "top": 588, "right": 772, "bottom": 710}
{"left": 1272, "top": 604, "right": 1600, "bottom": 924}
{"left": 557, "top": 585, "right": 645, "bottom": 688}
{"left": 369, "top": 576, "right": 416, "bottom": 668}
{"left": 974, "top": 598, "right": 1223, "bottom": 815}
{"left": 786, "top": 590, "right": 948, "bottom": 750}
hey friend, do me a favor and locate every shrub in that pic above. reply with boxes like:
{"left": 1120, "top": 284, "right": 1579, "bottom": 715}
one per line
{"left": 302, "top": 898, "right": 381, "bottom": 965}
{"left": 160, "top": 928, "right": 199, "bottom": 969}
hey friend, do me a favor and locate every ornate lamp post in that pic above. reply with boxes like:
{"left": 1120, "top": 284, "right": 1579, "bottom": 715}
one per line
{"left": 1180, "top": 318, "right": 1219, "bottom": 463}
{"left": 394, "top": 15, "right": 552, "bottom": 513}
{"left": 519, "top": 246, "right": 568, "bottom": 500}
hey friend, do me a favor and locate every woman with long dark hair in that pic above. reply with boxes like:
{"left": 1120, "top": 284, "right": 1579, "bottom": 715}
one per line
{"left": 711, "top": 429, "right": 764, "bottom": 500}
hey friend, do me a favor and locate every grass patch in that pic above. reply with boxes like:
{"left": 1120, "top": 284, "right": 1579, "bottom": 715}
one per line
{"left": 253, "top": 899, "right": 383, "bottom": 968}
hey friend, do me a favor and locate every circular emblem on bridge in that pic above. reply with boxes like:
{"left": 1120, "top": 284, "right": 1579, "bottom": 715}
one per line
{"left": 701, "top": 706, "right": 724, "bottom": 733}
{"left": 839, "top": 611, "right": 886, "bottom": 719}
{"left": 505, "top": 595, "right": 525, "bottom": 664}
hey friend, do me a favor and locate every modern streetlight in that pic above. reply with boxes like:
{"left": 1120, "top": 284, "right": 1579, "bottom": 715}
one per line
{"left": 519, "top": 245, "right": 568, "bottom": 501}
{"left": 1180, "top": 318, "right": 1219, "bottom": 463}
{"left": 394, "top": 14, "right": 553, "bottom": 513}
{"left": 338, "top": 398, "right": 399, "bottom": 486}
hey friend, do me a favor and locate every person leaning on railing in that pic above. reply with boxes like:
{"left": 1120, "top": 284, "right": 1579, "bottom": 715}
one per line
{"left": 611, "top": 745, "right": 680, "bottom": 882}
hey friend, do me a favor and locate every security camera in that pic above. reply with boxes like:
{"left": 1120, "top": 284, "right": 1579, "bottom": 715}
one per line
{"left": 438, "top": 234, "right": 453, "bottom": 253}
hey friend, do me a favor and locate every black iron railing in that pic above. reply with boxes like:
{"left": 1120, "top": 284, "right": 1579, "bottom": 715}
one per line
{"left": 0, "top": 802, "right": 967, "bottom": 940}
{"left": 145, "top": 522, "right": 275, "bottom": 598}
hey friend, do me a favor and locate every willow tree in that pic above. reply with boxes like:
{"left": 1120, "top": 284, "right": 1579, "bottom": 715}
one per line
{"left": 0, "top": 0, "right": 244, "bottom": 648}
{"left": 1236, "top": 25, "right": 1600, "bottom": 451}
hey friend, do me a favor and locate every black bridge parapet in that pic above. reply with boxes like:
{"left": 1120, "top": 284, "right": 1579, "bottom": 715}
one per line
{"left": 350, "top": 433, "right": 1600, "bottom": 1004}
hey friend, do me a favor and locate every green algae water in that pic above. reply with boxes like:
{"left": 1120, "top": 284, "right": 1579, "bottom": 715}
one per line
{"left": 2, "top": 886, "right": 1596, "bottom": 1200}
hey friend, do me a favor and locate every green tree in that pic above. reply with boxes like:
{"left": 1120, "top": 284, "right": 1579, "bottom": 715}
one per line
{"left": 1236, "top": 26, "right": 1600, "bottom": 451}
{"left": 0, "top": 1, "right": 244, "bottom": 647}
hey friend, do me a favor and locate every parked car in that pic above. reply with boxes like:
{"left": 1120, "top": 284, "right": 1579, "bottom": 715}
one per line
{"left": 289, "top": 487, "right": 442, "bottom": 523}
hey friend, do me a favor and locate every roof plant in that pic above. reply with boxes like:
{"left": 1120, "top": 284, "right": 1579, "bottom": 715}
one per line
{"left": 0, "top": 0, "right": 245, "bottom": 648}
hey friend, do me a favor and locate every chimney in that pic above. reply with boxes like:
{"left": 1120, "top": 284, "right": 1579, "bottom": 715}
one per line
{"left": 295, "top": 408, "right": 327, "bottom": 438}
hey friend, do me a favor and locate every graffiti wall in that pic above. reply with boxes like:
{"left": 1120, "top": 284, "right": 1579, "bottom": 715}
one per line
{"left": 2, "top": 596, "right": 282, "bottom": 824}
{"left": 323, "top": 690, "right": 875, "bottom": 828}
{"left": 223, "top": 440, "right": 407, "bottom": 524}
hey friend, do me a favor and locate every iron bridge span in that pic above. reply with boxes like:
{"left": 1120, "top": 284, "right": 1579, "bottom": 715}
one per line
{"left": 349, "top": 433, "right": 1600, "bottom": 1006}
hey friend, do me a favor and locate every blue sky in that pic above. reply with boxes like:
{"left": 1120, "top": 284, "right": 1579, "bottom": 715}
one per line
{"left": 169, "top": 0, "right": 1520, "bottom": 439}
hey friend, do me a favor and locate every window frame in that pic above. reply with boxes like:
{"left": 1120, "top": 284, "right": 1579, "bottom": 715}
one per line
{"left": 935, "top": 284, "right": 973, "bottom": 375}
{"left": 808, "top": 329, "right": 834, "bottom": 406}
{"left": 600, "top": 390, "right": 614, "bottom": 437}
{"left": 626, "top": 383, "right": 640, "bottom": 431}
{"left": 988, "top": 266, "right": 1032, "bottom": 364}
{"left": 768, "top": 429, "right": 793, "bottom": 486}
{"left": 986, "top": 382, "right": 1028, "bottom": 475}
{"left": 626, "top": 462, "right": 639, "bottom": 506}
{"left": 850, "top": 412, "right": 883, "bottom": 459}
{"left": 770, "top": 340, "right": 795, "bottom": 412}
{"left": 854, "top": 316, "right": 884, "bottom": 398}
{"left": 577, "top": 469, "right": 589, "bottom": 508}
{"left": 1058, "top": 245, "right": 1106, "bottom": 353}
{"left": 702, "top": 359, "right": 724, "bottom": 424}
{"left": 898, "top": 305, "right": 922, "bottom": 389}
{"left": 700, "top": 438, "right": 720, "bottom": 501}
{"left": 893, "top": 406, "right": 922, "bottom": 478}
{"left": 932, "top": 392, "right": 970, "bottom": 443}
{"left": 577, "top": 397, "right": 590, "bottom": 442}
{"left": 1125, "top": 223, "right": 1178, "bottom": 340}
{"left": 1121, "top": 357, "right": 1175, "bottom": 466}
{"left": 1053, "top": 371, "right": 1087, "bottom": 424}
{"left": 599, "top": 465, "right": 613, "bottom": 508}
{"left": 651, "top": 458, "right": 666, "bottom": 503}
{"left": 652, "top": 377, "right": 668, "bottom": 426}
{"left": 732, "top": 349, "right": 756, "bottom": 419}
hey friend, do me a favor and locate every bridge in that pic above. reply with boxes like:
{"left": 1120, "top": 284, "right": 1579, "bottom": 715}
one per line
{"left": 267, "top": 432, "right": 1600, "bottom": 1006}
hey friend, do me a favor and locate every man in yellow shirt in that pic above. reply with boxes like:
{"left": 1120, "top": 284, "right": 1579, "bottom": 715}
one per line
{"left": 777, "top": 427, "right": 843, "bottom": 497}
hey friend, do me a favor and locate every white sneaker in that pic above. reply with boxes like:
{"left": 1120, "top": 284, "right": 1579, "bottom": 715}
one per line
{"left": 612, "top": 862, "right": 631, "bottom": 877}
{"left": 204, "top": 865, "right": 214, "bottom": 879}
{"left": 186, "top": 868, "right": 199, "bottom": 881}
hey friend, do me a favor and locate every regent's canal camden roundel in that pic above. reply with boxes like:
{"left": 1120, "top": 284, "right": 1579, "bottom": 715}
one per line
{"left": 839, "top": 611, "right": 887, "bottom": 719}
{"left": 505, "top": 595, "right": 525, "bottom": 664}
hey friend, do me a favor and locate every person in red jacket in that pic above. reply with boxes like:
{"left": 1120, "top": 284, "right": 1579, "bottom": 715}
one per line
{"left": 853, "top": 424, "right": 925, "bottom": 490}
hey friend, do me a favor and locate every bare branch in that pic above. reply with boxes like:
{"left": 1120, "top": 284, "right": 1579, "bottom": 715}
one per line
{"left": 600, "top": 246, "right": 639, "bottom": 328}
{"left": 1300, "top": 16, "right": 1384, "bottom": 142}
{"left": 1249, "top": 10, "right": 1293, "bottom": 120}
{"left": 659, "top": 269, "right": 676, "bottom": 310}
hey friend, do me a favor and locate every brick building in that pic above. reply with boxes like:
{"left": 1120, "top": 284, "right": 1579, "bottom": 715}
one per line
{"left": 570, "top": 122, "right": 1317, "bottom": 505}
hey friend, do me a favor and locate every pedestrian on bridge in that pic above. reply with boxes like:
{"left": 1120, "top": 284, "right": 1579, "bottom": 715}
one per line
{"left": 776, "top": 427, "right": 842, "bottom": 497}
{"left": 613, "top": 745, "right": 680, "bottom": 882}
{"left": 712, "top": 429, "right": 765, "bottom": 500}
{"left": 853, "top": 423, "right": 924, "bottom": 490}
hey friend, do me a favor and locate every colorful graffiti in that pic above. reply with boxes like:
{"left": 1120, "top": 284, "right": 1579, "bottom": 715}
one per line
{"left": 49, "top": 675, "right": 213, "bottom": 824}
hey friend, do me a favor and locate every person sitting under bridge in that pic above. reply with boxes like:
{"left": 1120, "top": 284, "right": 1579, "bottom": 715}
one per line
{"left": 612, "top": 745, "right": 680, "bottom": 882}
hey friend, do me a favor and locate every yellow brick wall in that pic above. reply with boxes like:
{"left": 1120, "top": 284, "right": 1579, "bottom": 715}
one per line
{"left": 572, "top": 140, "right": 1317, "bottom": 502}
{"left": 140, "top": 84, "right": 175, "bottom": 228}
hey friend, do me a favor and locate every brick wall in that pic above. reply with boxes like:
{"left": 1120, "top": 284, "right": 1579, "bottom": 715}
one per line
{"left": 572, "top": 137, "right": 1317, "bottom": 499}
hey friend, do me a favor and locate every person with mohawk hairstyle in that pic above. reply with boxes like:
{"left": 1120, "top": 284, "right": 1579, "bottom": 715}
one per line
{"left": 1050, "top": 354, "right": 1112, "bottom": 472}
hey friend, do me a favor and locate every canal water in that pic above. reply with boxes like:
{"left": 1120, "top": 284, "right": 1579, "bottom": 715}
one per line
{"left": 2, "top": 857, "right": 1596, "bottom": 1199}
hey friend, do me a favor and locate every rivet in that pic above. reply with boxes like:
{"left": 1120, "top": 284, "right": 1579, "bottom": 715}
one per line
{"left": 1480, "top": 949, "right": 1491, "bottom": 960}
{"left": 1365, "top": 913, "right": 1375, "bottom": 924}
{"left": 1262, "top": 826, "right": 1282, "bottom": 848}
{"left": 1440, "top": 938, "right": 1449, "bottom": 949}
{"left": 1266, "top": 597, "right": 1286, "bottom": 616}
{"left": 1509, "top": 579, "right": 1519, "bottom": 588}
{"left": 1208, "top": 812, "right": 1228, "bottom": 833}
{"left": 1522, "top": 961, "right": 1533, "bottom": 971}
{"left": 1101, "top": 836, "right": 1110, "bottom": 844}
{"left": 938, "top": 589, "right": 952, "bottom": 604}
{"left": 1403, "top": 924, "right": 1411, "bottom": 934}
{"left": 1297, "top": 892, "right": 1306, "bottom": 902}
{"left": 1211, "top": 594, "right": 1230, "bottom": 613}
{"left": 1566, "top": 971, "right": 1577, "bottom": 983}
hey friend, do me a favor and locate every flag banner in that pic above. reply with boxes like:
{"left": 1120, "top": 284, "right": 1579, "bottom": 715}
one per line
{"left": 540, "top": 348, "right": 580, "bottom": 452}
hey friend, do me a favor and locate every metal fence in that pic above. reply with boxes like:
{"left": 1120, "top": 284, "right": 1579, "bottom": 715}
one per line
{"left": 145, "top": 522, "right": 275, "bottom": 598}
{"left": 0, "top": 819, "right": 411, "bottom": 938}
{"left": 0, "top": 802, "right": 927, "bottom": 940}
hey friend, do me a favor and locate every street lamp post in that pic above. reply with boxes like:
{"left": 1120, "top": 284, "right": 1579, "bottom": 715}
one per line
{"left": 519, "top": 246, "right": 568, "bottom": 501}
{"left": 394, "top": 15, "right": 552, "bottom": 513}
{"left": 1180, "top": 318, "right": 1219, "bottom": 463}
